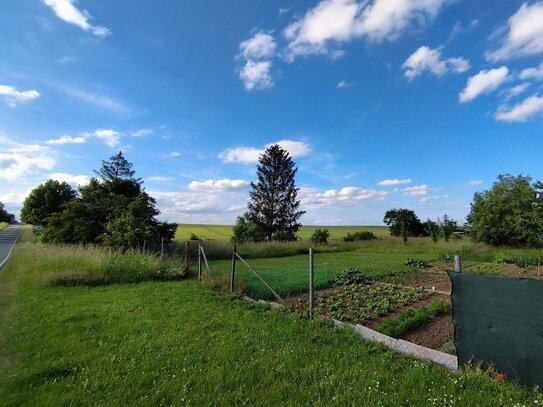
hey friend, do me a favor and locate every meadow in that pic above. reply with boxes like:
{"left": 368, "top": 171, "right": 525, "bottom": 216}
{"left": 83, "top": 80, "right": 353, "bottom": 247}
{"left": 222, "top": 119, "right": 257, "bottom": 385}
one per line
{"left": 1, "top": 233, "right": 542, "bottom": 405}
{"left": 0, "top": 222, "right": 9, "bottom": 231}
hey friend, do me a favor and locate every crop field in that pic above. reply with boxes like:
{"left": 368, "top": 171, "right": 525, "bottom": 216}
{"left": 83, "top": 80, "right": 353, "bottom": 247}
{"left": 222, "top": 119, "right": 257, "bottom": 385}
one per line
{"left": 1, "top": 234, "right": 542, "bottom": 405}
{"left": 175, "top": 224, "right": 389, "bottom": 241}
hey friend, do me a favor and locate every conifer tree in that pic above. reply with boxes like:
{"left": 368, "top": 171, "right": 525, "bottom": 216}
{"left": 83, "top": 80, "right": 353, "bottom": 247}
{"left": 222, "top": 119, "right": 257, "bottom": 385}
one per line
{"left": 247, "top": 144, "right": 305, "bottom": 241}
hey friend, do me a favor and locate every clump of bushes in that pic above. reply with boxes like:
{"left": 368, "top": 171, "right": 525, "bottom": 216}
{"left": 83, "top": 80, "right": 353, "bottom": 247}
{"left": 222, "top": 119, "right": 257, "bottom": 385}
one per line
{"left": 497, "top": 256, "right": 540, "bottom": 269}
{"left": 404, "top": 258, "right": 430, "bottom": 269}
{"left": 434, "top": 254, "right": 454, "bottom": 262}
{"left": 310, "top": 228, "right": 330, "bottom": 245}
{"left": 334, "top": 267, "right": 370, "bottom": 286}
{"left": 343, "top": 231, "right": 376, "bottom": 242}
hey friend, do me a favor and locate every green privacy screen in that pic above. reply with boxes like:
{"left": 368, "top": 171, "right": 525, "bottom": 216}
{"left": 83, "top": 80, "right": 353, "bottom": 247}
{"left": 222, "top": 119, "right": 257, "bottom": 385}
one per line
{"left": 448, "top": 272, "right": 543, "bottom": 389}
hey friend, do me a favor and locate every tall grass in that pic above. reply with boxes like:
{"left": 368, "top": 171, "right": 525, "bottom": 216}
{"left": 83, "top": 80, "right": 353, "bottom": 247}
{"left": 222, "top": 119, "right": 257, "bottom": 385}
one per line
{"left": 0, "top": 222, "right": 8, "bottom": 231}
{"left": 24, "top": 243, "right": 186, "bottom": 286}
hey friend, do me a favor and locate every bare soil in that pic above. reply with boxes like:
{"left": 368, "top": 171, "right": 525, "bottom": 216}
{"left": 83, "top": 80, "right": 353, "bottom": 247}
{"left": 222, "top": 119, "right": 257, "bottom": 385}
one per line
{"left": 399, "top": 313, "right": 454, "bottom": 351}
{"left": 389, "top": 270, "right": 452, "bottom": 294}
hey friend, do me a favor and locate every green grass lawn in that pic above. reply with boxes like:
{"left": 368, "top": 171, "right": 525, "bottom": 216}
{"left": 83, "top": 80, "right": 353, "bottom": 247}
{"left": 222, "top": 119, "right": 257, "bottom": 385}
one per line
{"left": 1, "top": 237, "right": 541, "bottom": 406}
{"left": 0, "top": 222, "right": 9, "bottom": 231}
{"left": 175, "top": 224, "right": 389, "bottom": 241}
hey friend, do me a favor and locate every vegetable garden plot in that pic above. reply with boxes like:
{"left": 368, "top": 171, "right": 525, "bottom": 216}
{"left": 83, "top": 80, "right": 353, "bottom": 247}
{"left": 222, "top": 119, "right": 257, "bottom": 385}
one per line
{"left": 245, "top": 264, "right": 330, "bottom": 300}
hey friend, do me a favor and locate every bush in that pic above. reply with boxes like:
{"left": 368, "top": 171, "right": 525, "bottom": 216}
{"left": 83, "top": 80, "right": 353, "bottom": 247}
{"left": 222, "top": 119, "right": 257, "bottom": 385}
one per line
{"left": 343, "top": 231, "right": 376, "bottom": 242}
{"left": 404, "top": 258, "right": 430, "bottom": 269}
{"left": 334, "top": 267, "right": 370, "bottom": 286}
{"left": 310, "top": 229, "right": 330, "bottom": 245}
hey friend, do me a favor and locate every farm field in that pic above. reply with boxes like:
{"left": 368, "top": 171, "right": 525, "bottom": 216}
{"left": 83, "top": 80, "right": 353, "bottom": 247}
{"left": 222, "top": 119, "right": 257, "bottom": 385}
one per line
{"left": 175, "top": 224, "right": 389, "bottom": 241}
{"left": 1, "top": 236, "right": 541, "bottom": 406}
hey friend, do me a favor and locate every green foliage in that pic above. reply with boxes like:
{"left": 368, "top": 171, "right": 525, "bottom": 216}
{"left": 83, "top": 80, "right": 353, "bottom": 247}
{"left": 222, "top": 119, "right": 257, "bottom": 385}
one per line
{"left": 334, "top": 267, "right": 370, "bottom": 286}
{"left": 384, "top": 208, "right": 426, "bottom": 237}
{"left": 468, "top": 174, "right": 543, "bottom": 247}
{"left": 439, "top": 215, "right": 457, "bottom": 242}
{"left": 343, "top": 231, "right": 377, "bottom": 242}
{"left": 497, "top": 255, "right": 540, "bottom": 268}
{"left": 310, "top": 228, "right": 330, "bottom": 244}
{"left": 41, "top": 154, "right": 176, "bottom": 249}
{"left": 404, "top": 258, "right": 430, "bottom": 269}
{"left": 232, "top": 212, "right": 266, "bottom": 243}
{"left": 378, "top": 300, "right": 452, "bottom": 338}
{"left": 20, "top": 180, "right": 76, "bottom": 226}
{"left": 248, "top": 144, "right": 305, "bottom": 241}
{"left": 0, "top": 201, "right": 15, "bottom": 223}
{"left": 424, "top": 219, "right": 441, "bottom": 243}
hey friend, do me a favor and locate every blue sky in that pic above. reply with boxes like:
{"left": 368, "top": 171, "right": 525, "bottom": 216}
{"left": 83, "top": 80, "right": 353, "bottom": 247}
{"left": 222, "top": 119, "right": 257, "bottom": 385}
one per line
{"left": 1, "top": 0, "right": 543, "bottom": 225}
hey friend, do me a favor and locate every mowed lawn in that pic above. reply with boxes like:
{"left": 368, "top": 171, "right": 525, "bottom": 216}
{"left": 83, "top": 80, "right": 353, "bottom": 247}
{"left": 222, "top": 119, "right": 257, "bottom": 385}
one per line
{"left": 1, "top": 241, "right": 542, "bottom": 405}
{"left": 175, "top": 224, "right": 389, "bottom": 241}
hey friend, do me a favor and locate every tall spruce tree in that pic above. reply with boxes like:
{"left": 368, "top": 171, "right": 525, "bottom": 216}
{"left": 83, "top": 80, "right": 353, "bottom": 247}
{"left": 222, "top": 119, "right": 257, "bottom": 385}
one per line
{"left": 247, "top": 144, "right": 305, "bottom": 241}
{"left": 94, "top": 151, "right": 140, "bottom": 183}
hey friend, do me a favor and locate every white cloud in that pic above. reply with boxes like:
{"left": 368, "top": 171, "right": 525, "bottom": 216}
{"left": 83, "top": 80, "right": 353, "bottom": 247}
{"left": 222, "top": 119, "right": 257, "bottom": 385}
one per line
{"left": 46, "top": 135, "right": 88, "bottom": 145}
{"left": 166, "top": 151, "right": 181, "bottom": 158}
{"left": 466, "top": 180, "right": 483, "bottom": 187}
{"left": 49, "top": 172, "right": 90, "bottom": 186}
{"left": 43, "top": 0, "right": 110, "bottom": 37}
{"left": 188, "top": 179, "right": 250, "bottom": 192}
{"left": 519, "top": 61, "right": 543, "bottom": 80}
{"left": 337, "top": 80, "right": 353, "bottom": 88}
{"left": 52, "top": 82, "right": 129, "bottom": 114}
{"left": 419, "top": 194, "right": 448, "bottom": 203}
{"left": 0, "top": 85, "right": 40, "bottom": 107}
{"left": 299, "top": 186, "right": 388, "bottom": 209}
{"left": 93, "top": 129, "right": 120, "bottom": 148}
{"left": 239, "top": 60, "right": 273, "bottom": 90}
{"left": 219, "top": 140, "right": 311, "bottom": 164}
{"left": 458, "top": 67, "right": 510, "bottom": 103}
{"left": 130, "top": 128, "right": 154, "bottom": 138}
{"left": 378, "top": 178, "right": 412, "bottom": 186}
{"left": 403, "top": 184, "right": 429, "bottom": 196}
{"left": 239, "top": 32, "right": 277, "bottom": 60}
{"left": 284, "top": 0, "right": 446, "bottom": 60}
{"left": 505, "top": 83, "right": 530, "bottom": 100}
{"left": 495, "top": 94, "right": 543, "bottom": 122}
{"left": 146, "top": 176, "right": 175, "bottom": 182}
{"left": 486, "top": 2, "right": 543, "bottom": 61}
{"left": 402, "top": 46, "right": 470, "bottom": 79}
{"left": 0, "top": 135, "right": 56, "bottom": 182}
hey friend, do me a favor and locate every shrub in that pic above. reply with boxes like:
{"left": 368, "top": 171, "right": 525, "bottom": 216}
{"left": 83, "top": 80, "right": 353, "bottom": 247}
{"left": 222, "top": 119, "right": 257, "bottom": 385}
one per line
{"left": 343, "top": 231, "right": 376, "bottom": 242}
{"left": 310, "top": 229, "right": 330, "bottom": 245}
{"left": 404, "top": 258, "right": 430, "bottom": 269}
{"left": 334, "top": 267, "right": 370, "bottom": 286}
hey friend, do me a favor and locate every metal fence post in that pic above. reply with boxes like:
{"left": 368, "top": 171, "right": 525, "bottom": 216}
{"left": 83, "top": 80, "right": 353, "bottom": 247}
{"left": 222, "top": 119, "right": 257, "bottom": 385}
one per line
{"left": 230, "top": 245, "right": 237, "bottom": 292}
{"left": 455, "top": 255, "right": 462, "bottom": 273}
{"left": 309, "top": 248, "right": 314, "bottom": 320}
{"left": 198, "top": 241, "right": 202, "bottom": 281}
{"left": 160, "top": 237, "right": 164, "bottom": 257}
{"left": 142, "top": 240, "right": 146, "bottom": 254}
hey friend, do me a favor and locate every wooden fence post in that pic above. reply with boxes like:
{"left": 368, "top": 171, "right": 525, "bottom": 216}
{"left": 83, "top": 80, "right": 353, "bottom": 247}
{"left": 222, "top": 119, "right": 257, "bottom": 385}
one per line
{"left": 455, "top": 255, "right": 462, "bottom": 273}
{"left": 309, "top": 248, "right": 315, "bottom": 320}
{"left": 230, "top": 245, "right": 237, "bottom": 292}
{"left": 198, "top": 241, "right": 202, "bottom": 281}
{"left": 160, "top": 237, "right": 164, "bottom": 257}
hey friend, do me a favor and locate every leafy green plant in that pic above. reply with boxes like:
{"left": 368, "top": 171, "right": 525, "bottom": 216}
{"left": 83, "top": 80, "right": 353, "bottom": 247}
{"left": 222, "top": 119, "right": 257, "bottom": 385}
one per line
{"left": 378, "top": 300, "right": 451, "bottom": 338}
{"left": 334, "top": 267, "right": 370, "bottom": 286}
{"left": 404, "top": 258, "right": 430, "bottom": 269}
{"left": 310, "top": 228, "right": 330, "bottom": 245}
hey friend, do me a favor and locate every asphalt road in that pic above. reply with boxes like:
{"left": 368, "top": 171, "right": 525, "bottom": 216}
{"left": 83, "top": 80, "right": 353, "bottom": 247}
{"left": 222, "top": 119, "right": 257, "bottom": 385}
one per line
{"left": 0, "top": 225, "right": 24, "bottom": 270}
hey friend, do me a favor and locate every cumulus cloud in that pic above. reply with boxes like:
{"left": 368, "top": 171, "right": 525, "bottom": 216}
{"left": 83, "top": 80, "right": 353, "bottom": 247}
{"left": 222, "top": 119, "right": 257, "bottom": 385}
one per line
{"left": 505, "top": 83, "right": 530, "bottom": 100}
{"left": 46, "top": 129, "right": 120, "bottom": 148}
{"left": 0, "top": 85, "right": 40, "bottom": 107}
{"left": 458, "top": 67, "right": 510, "bottom": 103}
{"left": 188, "top": 179, "right": 250, "bottom": 192}
{"left": 402, "top": 46, "right": 470, "bottom": 79}
{"left": 43, "top": 0, "right": 110, "bottom": 37}
{"left": 495, "top": 94, "right": 543, "bottom": 122}
{"left": 0, "top": 135, "right": 56, "bottom": 182}
{"left": 337, "top": 80, "right": 353, "bottom": 88}
{"left": 49, "top": 172, "right": 90, "bottom": 186}
{"left": 239, "top": 32, "right": 277, "bottom": 60}
{"left": 299, "top": 186, "right": 388, "bottom": 209}
{"left": 283, "top": 0, "right": 446, "bottom": 60}
{"left": 166, "top": 151, "right": 181, "bottom": 158}
{"left": 519, "top": 62, "right": 543, "bottom": 80}
{"left": 219, "top": 140, "right": 311, "bottom": 164}
{"left": 378, "top": 178, "right": 412, "bottom": 186}
{"left": 419, "top": 194, "right": 448, "bottom": 203}
{"left": 403, "top": 184, "right": 429, "bottom": 196}
{"left": 486, "top": 2, "right": 543, "bottom": 61}
{"left": 239, "top": 61, "right": 273, "bottom": 90}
